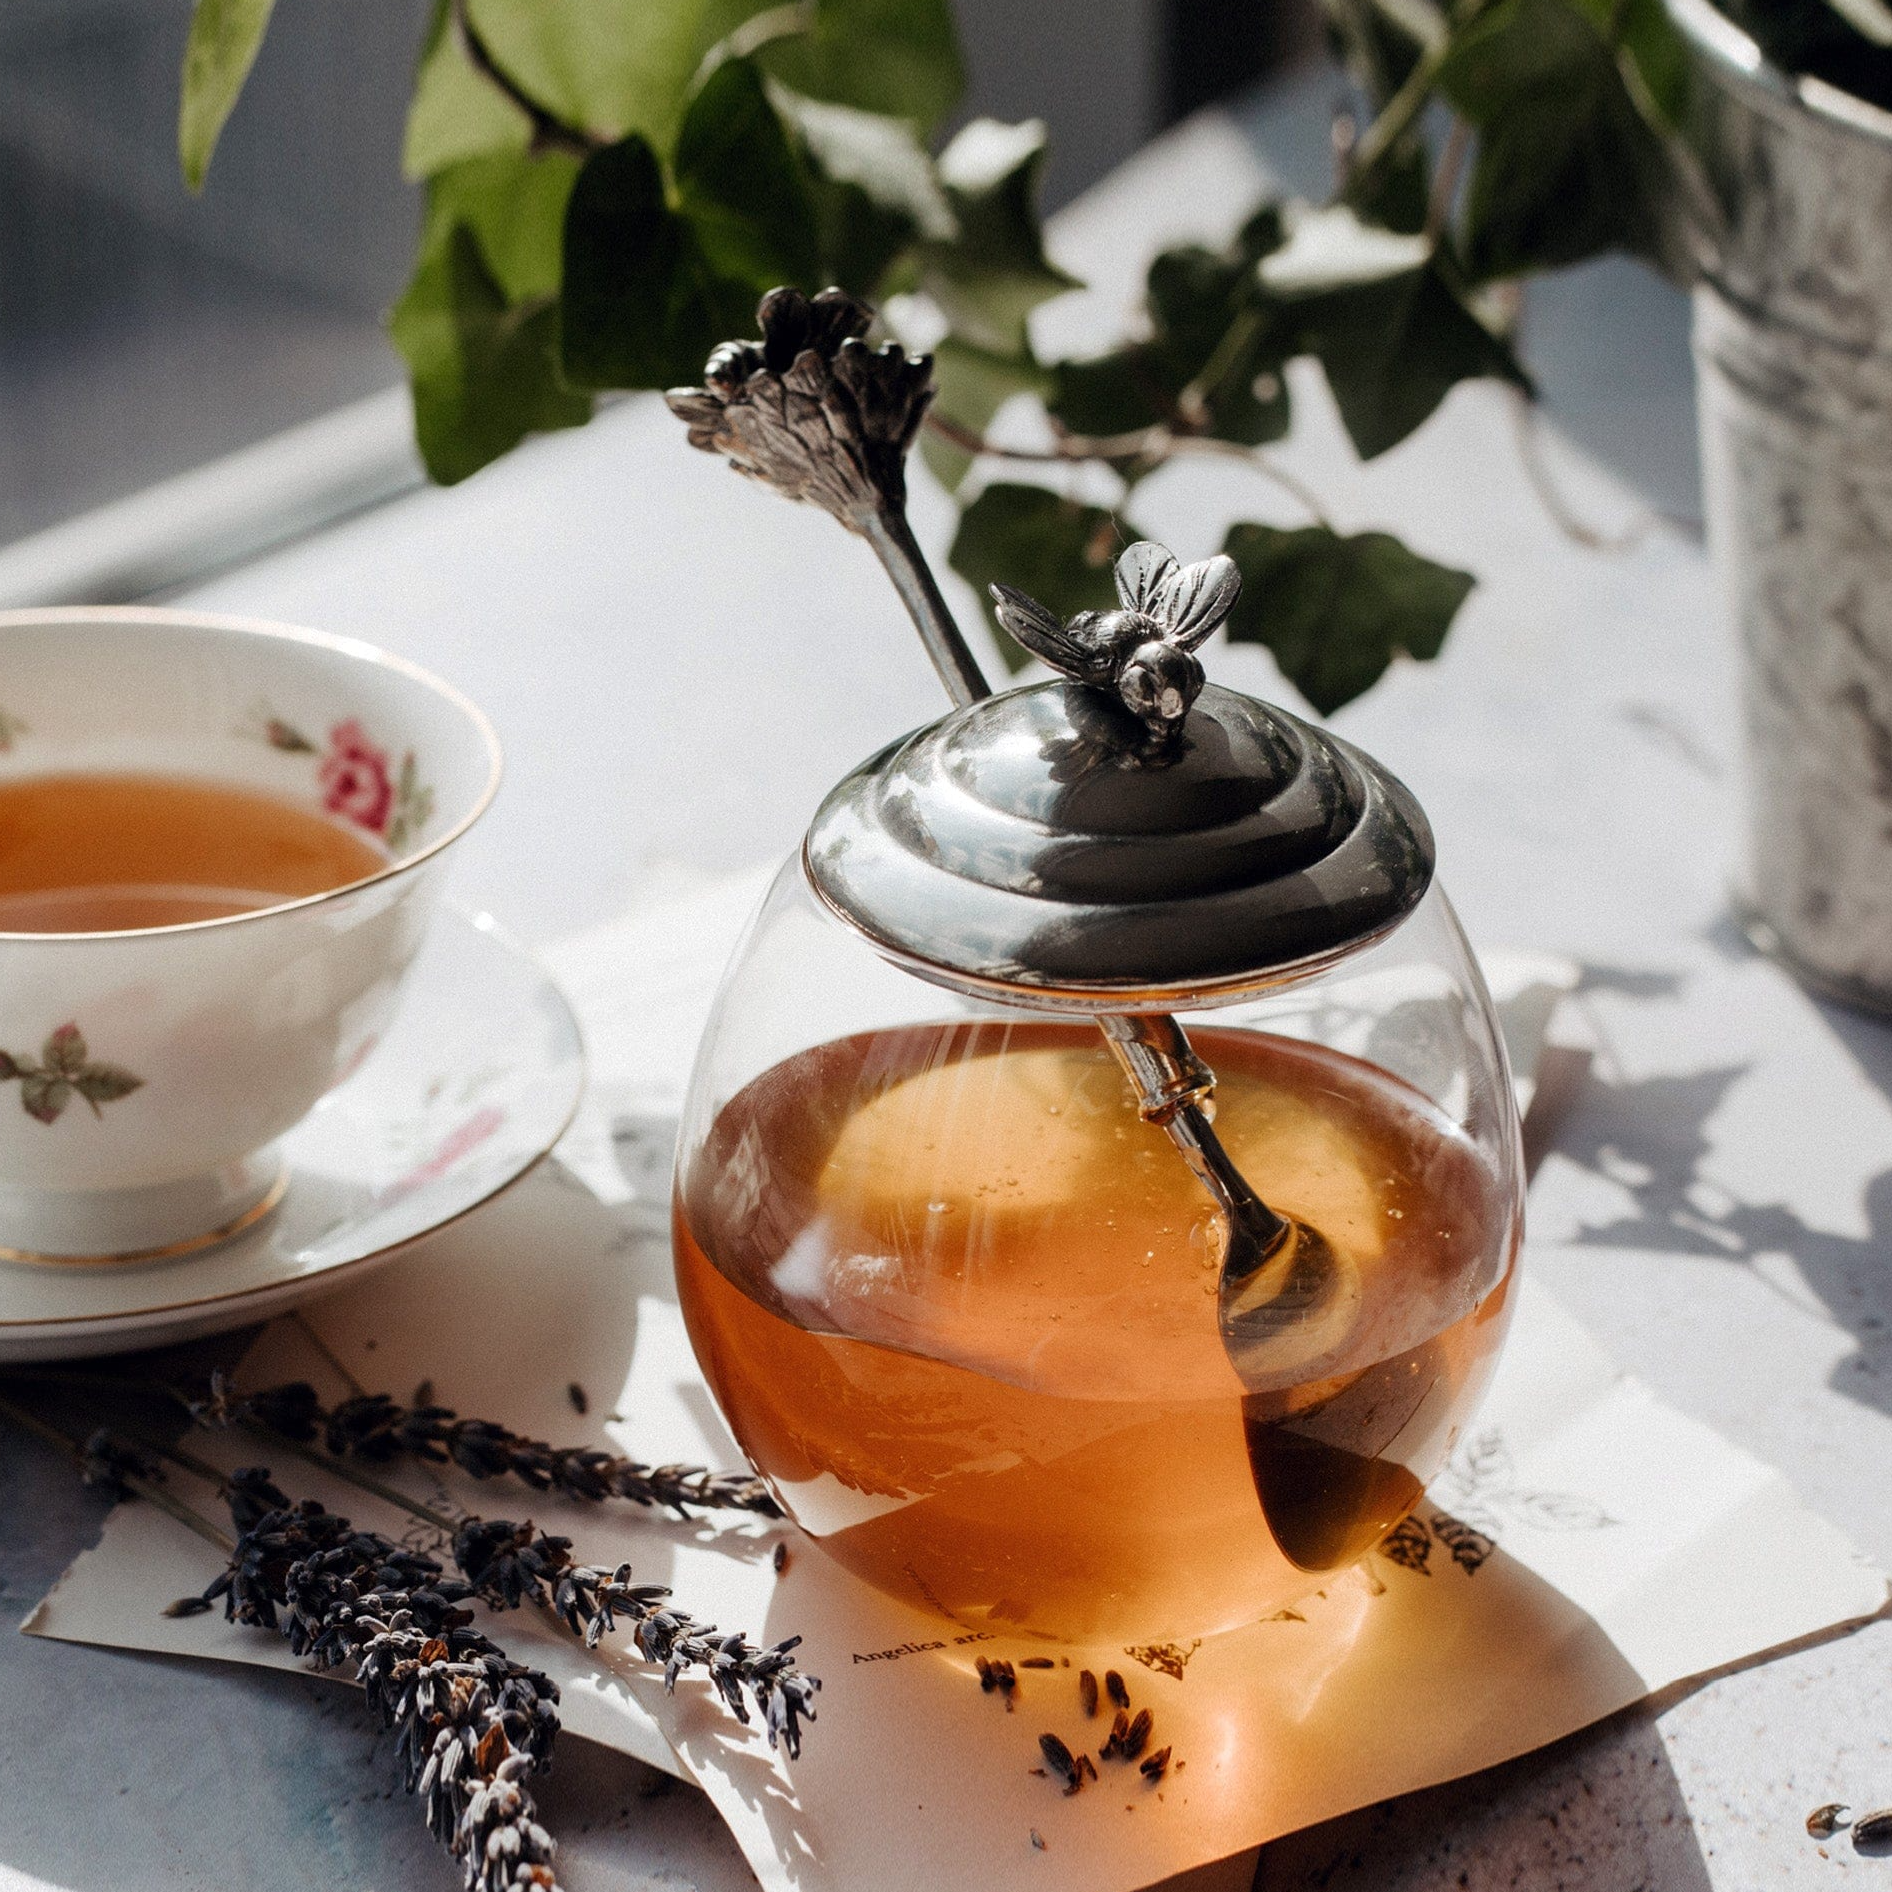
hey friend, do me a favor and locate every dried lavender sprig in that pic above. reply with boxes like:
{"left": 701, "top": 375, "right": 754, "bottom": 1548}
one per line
{"left": 451, "top": 1517, "right": 819, "bottom": 1758}
{"left": 202, "top": 1476, "right": 564, "bottom": 1892}
{"left": 183, "top": 1411, "right": 819, "bottom": 1757}
{"left": 0, "top": 1395, "right": 233, "bottom": 1552}
{"left": 191, "top": 1372, "right": 780, "bottom": 1518}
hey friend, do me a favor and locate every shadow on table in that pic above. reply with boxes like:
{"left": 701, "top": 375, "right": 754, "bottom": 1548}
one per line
{"left": 1249, "top": 1697, "right": 1714, "bottom": 1892}
{"left": 1540, "top": 943, "right": 1892, "bottom": 1429}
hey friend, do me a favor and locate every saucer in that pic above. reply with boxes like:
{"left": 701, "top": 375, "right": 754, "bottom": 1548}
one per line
{"left": 0, "top": 907, "right": 584, "bottom": 1362}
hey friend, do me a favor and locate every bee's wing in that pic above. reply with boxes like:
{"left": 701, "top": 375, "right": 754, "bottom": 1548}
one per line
{"left": 1115, "top": 541, "right": 1178, "bottom": 614}
{"left": 1153, "top": 554, "right": 1242, "bottom": 650}
{"left": 989, "top": 585, "right": 1112, "bottom": 681}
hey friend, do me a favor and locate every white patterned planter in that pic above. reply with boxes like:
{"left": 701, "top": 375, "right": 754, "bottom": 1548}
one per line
{"left": 1675, "top": 0, "right": 1892, "bottom": 1010}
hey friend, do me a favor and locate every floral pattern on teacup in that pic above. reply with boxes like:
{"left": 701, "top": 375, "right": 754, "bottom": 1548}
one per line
{"left": 0, "top": 707, "right": 25, "bottom": 752}
{"left": 247, "top": 706, "right": 435, "bottom": 854}
{"left": 0, "top": 1024, "right": 143, "bottom": 1124}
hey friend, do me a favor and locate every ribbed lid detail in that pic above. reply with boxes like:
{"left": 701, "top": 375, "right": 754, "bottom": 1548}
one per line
{"left": 804, "top": 680, "right": 1434, "bottom": 1009}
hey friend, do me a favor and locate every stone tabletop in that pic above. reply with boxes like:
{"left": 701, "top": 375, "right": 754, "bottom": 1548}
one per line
{"left": 6, "top": 69, "right": 1892, "bottom": 1892}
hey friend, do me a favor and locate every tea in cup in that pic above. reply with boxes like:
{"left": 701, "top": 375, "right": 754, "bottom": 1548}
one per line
{"left": 0, "top": 607, "right": 500, "bottom": 1263}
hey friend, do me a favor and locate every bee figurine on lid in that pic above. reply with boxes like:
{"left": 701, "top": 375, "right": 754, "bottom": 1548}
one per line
{"left": 665, "top": 289, "right": 1522, "bottom": 1643}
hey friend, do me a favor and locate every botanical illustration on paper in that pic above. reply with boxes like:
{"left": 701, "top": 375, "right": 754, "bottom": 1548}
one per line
{"left": 1378, "top": 1427, "right": 1618, "bottom": 1577}
{"left": 1125, "top": 1640, "right": 1202, "bottom": 1680}
{"left": 0, "top": 1024, "right": 144, "bottom": 1124}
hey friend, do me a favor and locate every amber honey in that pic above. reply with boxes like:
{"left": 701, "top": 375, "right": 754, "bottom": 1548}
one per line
{"left": 676, "top": 1019, "right": 1516, "bottom": 1643}
{"left": 0, "top": 772, "right": 386, "bottom": 932}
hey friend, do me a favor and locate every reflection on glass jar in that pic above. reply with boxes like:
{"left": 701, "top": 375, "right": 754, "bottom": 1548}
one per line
{"left": 675, "top": 867, "right": 1521, "bottom": 1644}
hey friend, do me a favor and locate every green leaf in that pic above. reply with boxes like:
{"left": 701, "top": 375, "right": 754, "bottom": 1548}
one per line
{"left": 948, "top": 483, "right": 1129, "bottom": 673}
{"left": 920, "top": 335, "right": 1048, "bottom": 493}
{"left": 391, "top": 223, "right": 592, "bottom": 484}
{"left": 1437, "top": 0, "right": 1694, "bottom": 280}
{"left": 1047, "top": 346, "right": 1172, "bottom": 439}
{"left": 425, "top": 149, "right": 583, "bottom": 302}
{"left": 1259, "top": 205, "right": 1528, "bottom": 460}
{"left": 771, "top": 81, "right": 954, "bottom": 290}
{"left": 178, "top": 0, "right": 277, "bottom": 191}
{"left": 1221, "top": 521, "right": 1474, "bottom": 714}
{"left": 761, "top": 0, "right": 964, "bottom": 132}
{"left": 674, "top": 60, "right": 822, "bottom": 291}
{"left": 1582, "top": 0, "right": 1692, "bottom": 123}
{"left": 1320, "top": 0, "right": 1444, "bottom": 107}
{"left": 463, "top": 0, "right": 754, "bottom": 155}
{"left": 404, "top": 0, "right": 532, "bottom": 179}
{"left": 1339, "top": 130, "right": 1430, "bottom": 236}
{"left": 559, "top": 135, "right": 751, "bottom": 391}
{"left": 922, "top": 120, "right": 1080, "bottom": 358}
{"left": 1047, "top": 205, "right": 1292, "bottom": 451}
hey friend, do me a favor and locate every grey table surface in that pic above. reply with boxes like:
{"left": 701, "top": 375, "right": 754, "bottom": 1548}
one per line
{"left": 6, "top": 67, "right": 1891, "bottom": 1892}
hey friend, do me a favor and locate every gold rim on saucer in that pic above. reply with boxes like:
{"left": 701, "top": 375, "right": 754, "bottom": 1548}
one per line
{"left": 0, "top": 1165, "right": 289, "bottom": 1269}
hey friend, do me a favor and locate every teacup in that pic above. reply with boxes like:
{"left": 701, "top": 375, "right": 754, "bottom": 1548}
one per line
{"left": 0, "top": 607, "right": 501, "bottom": 1263}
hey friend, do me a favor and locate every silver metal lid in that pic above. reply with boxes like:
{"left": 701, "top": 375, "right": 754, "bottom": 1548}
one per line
{"left": 803, "top": 675, "right": 1435, "bottom": 1010}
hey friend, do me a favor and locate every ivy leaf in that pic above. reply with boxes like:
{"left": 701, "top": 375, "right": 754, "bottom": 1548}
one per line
{"left": 1582, "top": 0, "right": 1693, "bottom": 123}
{"left": 462, "top": 0, "right": 752, "bottom": 156}
{"left": 1259, "top": 205, "right": 1528, "bottom": 460}
{"left": 772, "top": 83, "right": 955, "bottom": 291}
{"left": 1221, "top": 521, "right": 1474, "bottom": 714}
{"left": 178, "top": 0, "right": 277, "bottom": 191}
{"left": 1321, "top": 0, "right": 1444, "bottom": 108}
{"left": 559, "top": 135, "right": 752, "bottom": 391}
{"left": 391, "top": 223, "right": 591, "bottom": 484}
{"left": 1048, "top": 205, "right": 1291, "bottom": 451}
{"left": 761, "top": 0, "right": 963, "bottom": 132}
{"left": 404, "top": 0, "right": 532, "bottom": 180}
{"left": 425, "top": 149, "right": 583, "bottom": 303}
{"left": 675, "top": 59, "right": 822, "bottom": 291}
{"left": 948, "top": 483, "right": 1129, "bottom": 673}
{"left": 1340, "top": 131, "right": 1430, "bottom": 236}
{"left": 1046, "top": 347, "right": 1171, "bottom": 440}
{"left": 919, "top": 335, "right": 1048, "bottom": 493}
{"left": 1437, "top": 0, "right": 1696, "bottom": 281}
{"left": 922, "top": 120, "right": 1080, "bottom": 358}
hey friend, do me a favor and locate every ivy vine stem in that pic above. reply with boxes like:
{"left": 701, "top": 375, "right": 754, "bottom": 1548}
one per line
{"left": 924, "top": 412, "right": 1331, "bottom": 527}
{"left": 1347, "top": 37, "right": 1453, "bottom": 187}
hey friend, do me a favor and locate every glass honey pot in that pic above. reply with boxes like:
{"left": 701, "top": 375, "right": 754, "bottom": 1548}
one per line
{"left": 664, "top": 289, "right": 1523, "bottom": 1645}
